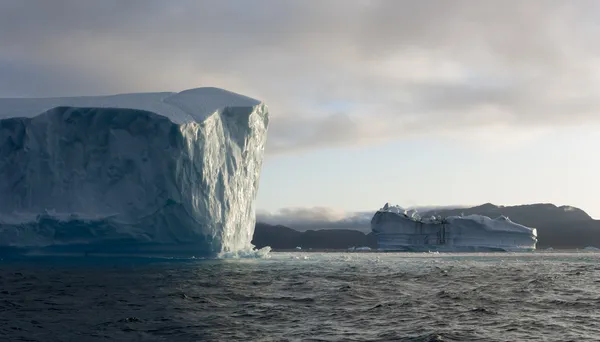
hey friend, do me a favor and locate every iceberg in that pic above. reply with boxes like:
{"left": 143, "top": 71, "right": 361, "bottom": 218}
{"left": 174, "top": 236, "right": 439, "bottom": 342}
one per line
{"left": 371, "top": 203, "right": 537, "bottom": 252}
{"left": 0, "top": 87, "right": 269, "bottom": 257}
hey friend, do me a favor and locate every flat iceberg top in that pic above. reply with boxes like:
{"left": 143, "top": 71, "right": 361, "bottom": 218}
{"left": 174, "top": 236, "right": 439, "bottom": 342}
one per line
{"left": 0, "top": 87, "right": 262, "bottom": 124}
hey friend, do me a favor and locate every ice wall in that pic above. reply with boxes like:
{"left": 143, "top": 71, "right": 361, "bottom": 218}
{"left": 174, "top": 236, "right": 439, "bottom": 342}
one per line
{"left": 372, "top": 204, "right": 538, "bottom": 251}
{"left": 0, "top": 88, "right": 269, "bottom": 257}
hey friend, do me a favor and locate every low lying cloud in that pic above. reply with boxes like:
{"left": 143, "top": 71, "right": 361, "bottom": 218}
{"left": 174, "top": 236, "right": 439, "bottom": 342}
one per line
{"left": 256, "top": 207, "right": 374, "bottom": 233}
{"left": 2, "top": 1, "right": 600, "bottom": 153}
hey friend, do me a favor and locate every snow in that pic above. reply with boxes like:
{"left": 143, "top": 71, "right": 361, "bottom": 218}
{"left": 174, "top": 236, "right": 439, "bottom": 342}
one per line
{"left": 0, "top": 87, "right": 269, "bottom": 257}
{"left": 372, "top": 203, "right": 538, "bottom": 251}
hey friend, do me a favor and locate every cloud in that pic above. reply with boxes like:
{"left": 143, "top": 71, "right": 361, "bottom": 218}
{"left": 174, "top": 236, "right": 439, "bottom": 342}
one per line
{"left": 2, "top": 0, "right": 600, "bottom": 153}
{"left": 256, "top": 207, "right": 374, "bottom": 233}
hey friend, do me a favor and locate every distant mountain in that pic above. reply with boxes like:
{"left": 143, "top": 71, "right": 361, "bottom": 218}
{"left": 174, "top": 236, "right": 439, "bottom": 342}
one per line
{"left": 536, "top": 220, "right": 600, "bottom": 249}
{"left": 424, "top": 203, "right": 592, "bottom": 227}
{"left": 252, "top": 203, "right": 600, "bottom": 250}
{"left": 252, "top": 223, "right": 377, "bottom": 250}
{"left": 252, "top": 224, "right": 302, "bottom": 250}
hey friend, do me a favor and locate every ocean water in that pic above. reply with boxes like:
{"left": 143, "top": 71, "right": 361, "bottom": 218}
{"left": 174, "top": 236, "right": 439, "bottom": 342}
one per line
{"left": 1, "top": 252, "right": 600, "bottom": 342}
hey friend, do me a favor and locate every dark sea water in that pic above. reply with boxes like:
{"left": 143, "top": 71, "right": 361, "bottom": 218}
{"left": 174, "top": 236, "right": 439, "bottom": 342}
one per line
{"left": 1, "top": 251, "right": 600, "bottom": 342}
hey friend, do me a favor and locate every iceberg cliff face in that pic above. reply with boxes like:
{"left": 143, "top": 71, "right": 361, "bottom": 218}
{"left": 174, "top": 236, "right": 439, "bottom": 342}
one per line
{"left": 372, "top": 203, "right": 538, "bottom": 252}
{"left": 0, "top": 88, "right": 269, "bottom": 257}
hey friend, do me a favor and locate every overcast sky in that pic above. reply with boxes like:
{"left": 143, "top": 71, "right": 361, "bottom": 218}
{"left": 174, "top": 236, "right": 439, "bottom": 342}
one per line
{"left": 1, "top": 0, "right": 599, "bottom": 223}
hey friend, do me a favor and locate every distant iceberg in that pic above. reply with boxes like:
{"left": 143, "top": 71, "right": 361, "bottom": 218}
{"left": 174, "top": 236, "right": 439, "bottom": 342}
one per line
{"left": 372, "top": 203, "right": 538, "bottom": 252}
{"left": 0, "top": 87, "right": 269, "bottom": 257}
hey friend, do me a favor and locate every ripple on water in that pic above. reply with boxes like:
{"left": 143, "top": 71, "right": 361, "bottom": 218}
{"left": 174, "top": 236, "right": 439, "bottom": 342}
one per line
{"left": 1, "top": 252, "right": 600, "bottom": 341}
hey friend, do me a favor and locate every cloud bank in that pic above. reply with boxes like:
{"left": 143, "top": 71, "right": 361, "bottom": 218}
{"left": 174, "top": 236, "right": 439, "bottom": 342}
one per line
{"left": 2, "top": 1, "right": 600, "bottom": 153}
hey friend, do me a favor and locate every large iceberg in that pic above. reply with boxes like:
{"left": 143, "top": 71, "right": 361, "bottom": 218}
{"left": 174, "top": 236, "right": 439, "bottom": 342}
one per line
{"left": 0, "top": 87, "right": 269, "bottom": 257}
{"left": 372, "top": 203, "right": 538, "bottom": 252}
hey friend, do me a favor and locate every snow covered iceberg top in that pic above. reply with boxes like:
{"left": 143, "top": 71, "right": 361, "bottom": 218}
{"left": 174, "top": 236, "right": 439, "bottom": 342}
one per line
{"left": 376, "top": 203, "right": 536, "bottom": 235}
{"left": 0, "top": 87, "right": 261, "bottom": 124}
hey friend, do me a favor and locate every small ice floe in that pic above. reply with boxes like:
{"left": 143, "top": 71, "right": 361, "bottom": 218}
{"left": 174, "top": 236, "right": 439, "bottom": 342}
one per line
{"left": 348, "top": 246, "right": 371, "bottom": 252}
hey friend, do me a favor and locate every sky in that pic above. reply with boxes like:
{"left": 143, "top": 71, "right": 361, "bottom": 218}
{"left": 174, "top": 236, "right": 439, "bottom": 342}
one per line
{"left": 0, "top": 0, "right": 599, "bottom": 223}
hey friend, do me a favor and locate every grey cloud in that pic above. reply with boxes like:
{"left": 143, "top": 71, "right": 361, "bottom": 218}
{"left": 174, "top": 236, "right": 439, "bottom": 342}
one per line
{"left": 1, "top": 1, "right": 600, "bottom": 153}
